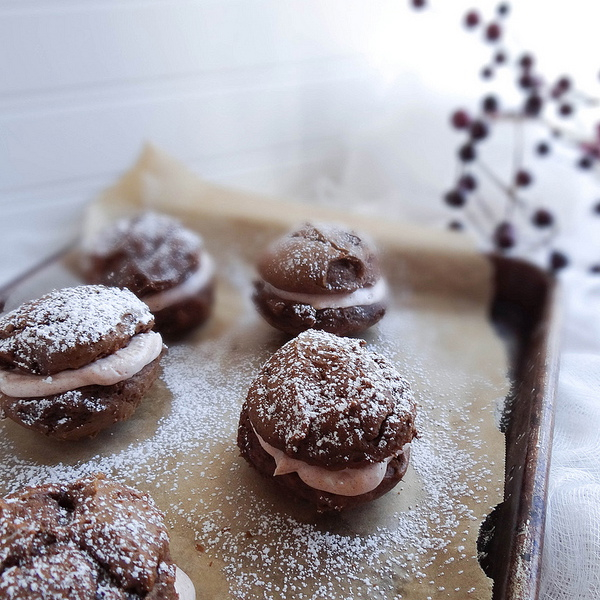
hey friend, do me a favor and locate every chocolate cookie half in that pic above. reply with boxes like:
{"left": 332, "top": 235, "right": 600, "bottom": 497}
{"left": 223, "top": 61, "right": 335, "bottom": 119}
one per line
{"left": 253, "top": 222, "right": 388, "bottom": 336}
{"left": 0, "top": 285, "right": 165, "bottom": 440}
{"left": 237, "top": 330, "right": 418, "bottom": 512}
{"left": 82, "top": 211, "right": 215, "bottom": 338}
{"left": 0, "top": 474, "right": 195, "bottom": 600}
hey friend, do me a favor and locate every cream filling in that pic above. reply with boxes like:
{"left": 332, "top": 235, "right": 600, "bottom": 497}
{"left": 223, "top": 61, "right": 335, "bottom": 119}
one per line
{"left": 262, "top": 277, "right": 387, "bottom": 310}
{"left": 143, "top": 254, "right": 215, "bottom": 313}
{"left": 175, "top": 565, "right": 196, "bottom": 600}
{"left": 255, "top": 428, "right": 392, "bottom": 497}
{"left": 0, "top": 331, "right": 163, "bottom": 398}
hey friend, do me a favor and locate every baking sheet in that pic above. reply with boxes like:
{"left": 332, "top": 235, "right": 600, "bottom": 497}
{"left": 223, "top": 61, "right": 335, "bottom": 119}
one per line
{"left": 0, "top": 146, "right": 511, "bottom": 600}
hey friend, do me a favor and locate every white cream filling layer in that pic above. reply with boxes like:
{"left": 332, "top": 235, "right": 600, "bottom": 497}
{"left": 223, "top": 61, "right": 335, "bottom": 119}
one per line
{"left": 0, "top": 331, "right": 163, "bottom": 398}
{"left": 262, "top": 277, "right": 387, "bottom": 310}
{"left": 143, "top": 254, "right": 215, "bottom": 313}
{"left": 255, "top": 428, "right": 392, "bottom": 497}
{"left": 175, "top": 565, "right": 196, "bottom": 600}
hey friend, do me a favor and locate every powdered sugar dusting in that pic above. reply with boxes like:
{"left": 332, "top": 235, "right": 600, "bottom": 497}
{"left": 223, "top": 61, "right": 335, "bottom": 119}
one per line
{"left": 0, "top": 285, "right": 152, "bottom": 374}
{"left": 88, "top": 211, "right": 203, "bottom": 287}
{"left": 0, "top": 475, "right": 175, "bottom": 598}
{"left": 0, "top": 286, "right": 508, "bottom": 599}
{"left": 249, "top": 329, "right": 416, "bottom": 464}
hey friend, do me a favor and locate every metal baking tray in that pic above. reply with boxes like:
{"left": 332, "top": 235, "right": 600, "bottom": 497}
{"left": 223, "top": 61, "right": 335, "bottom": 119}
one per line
{"left": 0, "top": 194, "right": 559, "bottom": 600}
{"left": 483, "top": 255, "right": 560, "bottom": 600}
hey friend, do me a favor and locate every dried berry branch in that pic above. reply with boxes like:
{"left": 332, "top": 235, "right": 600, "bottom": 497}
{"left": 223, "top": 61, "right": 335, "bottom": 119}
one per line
{"left": 412, "top": 1, "right": 600, "bottom": 274}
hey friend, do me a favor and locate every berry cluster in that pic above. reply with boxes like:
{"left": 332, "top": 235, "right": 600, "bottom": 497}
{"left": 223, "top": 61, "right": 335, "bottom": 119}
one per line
{"left": 413, "top": 1, "right": 600, "bottom": 274}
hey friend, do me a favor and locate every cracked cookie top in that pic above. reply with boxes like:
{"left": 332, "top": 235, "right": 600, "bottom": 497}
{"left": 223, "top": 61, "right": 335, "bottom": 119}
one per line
{"left": 257, "top": 222, "right": 383, "bottom": 295}
{"left": 83, "top": 211, "right": 204, "bottom": 296}
{"left": 245, "top": 330, "right": 417, "bottom": 469}
{"left": 0, "top": 474, "right": 177, "bottom": 599}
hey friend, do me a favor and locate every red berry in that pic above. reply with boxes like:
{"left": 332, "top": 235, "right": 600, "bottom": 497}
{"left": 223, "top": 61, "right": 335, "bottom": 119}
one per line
{"left": 559, "top": 103, "right": 574, "bottom": 117}
{"left": 470, "top": 120, "right": 489, "bottom": 141}
{"left": 485, "top": 22, "right": 502, "bottom": 42}
{"left": 518, "top": 74, "right": 537, "bottom": 89}
{"left": 464, "top": 10, "right": 480, "bottom": 28}
{"left": 549, "top": 251, "right": 569, "bottom": 272}
{"left": 524, "top": 94, "right": 543, "bottom": 116}
{"left": 482, "top": 94, "right": 499, "bottom": 114}
{"left": 481, "top": 66, "right": 494, "bottom": 79}
{"left": 458, "top": 144, "right": 477, "bottom": 162}
{"left": 494, "top": 50, "right": 507, "bottom": 64}
{"left": 536, "top": 141, "right": 551, "bottom": 156}
{"left": 451, "top": 109, "right": 471, "bottom": 129}
{"left": 497, "top": 3, "right": 510, "bottom": 16}
{"left": 444, "top": 190, "right": 467, "bottom": 207}
{"left": 494, "top": 222, "right": 516, "bottom": 250}
{"left": 532, "top": 208, "right": 554, "bottom": 228}
{"left": 459, "top": 173, "right": 478, "bottom": 191}
{"left": 519, "top": 53, "right": 534, "bottom": 69}
{"left": 515, "top": 169, "right": 533, "bottom": 187}
{"left": 556, "top": 76, "right": 571, "bottom": 92}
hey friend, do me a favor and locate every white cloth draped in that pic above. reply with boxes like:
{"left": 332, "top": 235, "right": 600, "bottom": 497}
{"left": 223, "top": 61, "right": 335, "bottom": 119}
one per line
{"left": 539, "top": 272, "right": 600, "bottom": 599}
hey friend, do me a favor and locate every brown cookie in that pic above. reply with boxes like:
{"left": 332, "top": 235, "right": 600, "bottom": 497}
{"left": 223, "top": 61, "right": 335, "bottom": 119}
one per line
{"left": 253, "top": 222, "right": 387, "bottom": 335}
{"left": 0, "top": 474, "right": 183, "bottom": 599}
{"left": 0, "top": 285, "right": 154, "bottom": 376}
{"left": 0, "top": 352, "right": 163, "bottom": 441}
{"left": 238, "top": 405, "right": 411, "bottom": 512}
{"left": 151, "top": 283, "right": 215, "bottom": 338}
{"left": 0, "top": 285, "right": 164, "bottom": 440}
{"left": 83, "top": 212, "right": 202, "bottom": 295}
{"left": 82, "top": 212, "right": 215, "bottom": 338}
{"left": 237, "top": 330, "right": 417, "bottom": 512}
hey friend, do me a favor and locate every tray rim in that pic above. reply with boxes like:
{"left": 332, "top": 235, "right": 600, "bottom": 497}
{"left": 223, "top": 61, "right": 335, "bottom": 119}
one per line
{"left": 487, "top": 254, "right": 560, "bottom": 600}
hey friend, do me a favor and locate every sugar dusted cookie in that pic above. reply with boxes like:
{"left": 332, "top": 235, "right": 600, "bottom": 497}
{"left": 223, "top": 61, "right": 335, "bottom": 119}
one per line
{"left": 238, "top": 330, "right": 417, "bottom": 512}
{"left": 0, "top": 285, "right": 164, "bottom": 440}
{"left": 82, "top": 211, "right": 215, "bottom": 338}
{"left": 253, "top": 222, "right": 388, "bottom": 336}
{"left": 0, "top": 474, "right": 195, "bottom": 599}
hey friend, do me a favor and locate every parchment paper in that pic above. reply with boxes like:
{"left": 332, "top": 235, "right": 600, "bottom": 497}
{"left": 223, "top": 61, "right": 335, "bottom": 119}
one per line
{"left": 0, "top": 145, "right": 509, "bottom": 600}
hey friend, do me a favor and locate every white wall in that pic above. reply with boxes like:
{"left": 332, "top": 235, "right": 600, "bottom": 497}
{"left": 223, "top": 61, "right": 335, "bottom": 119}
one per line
{"left": 2, "top": 0, "right": 600, "bottom": 285}
{"left": 0, "top": 0, "right": 402, "bottom": 285}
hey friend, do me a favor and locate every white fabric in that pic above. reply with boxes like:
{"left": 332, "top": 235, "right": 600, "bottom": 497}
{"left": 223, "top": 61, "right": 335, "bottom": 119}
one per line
{"left": 539, "top": 274, "right": 600, "bottom": 600}
{"left": 541, "top": 354, "right": 600, "bottom": 600}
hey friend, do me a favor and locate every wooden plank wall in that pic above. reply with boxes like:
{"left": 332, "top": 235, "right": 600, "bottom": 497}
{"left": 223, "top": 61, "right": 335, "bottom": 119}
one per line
{"left": 0, "top": 0, "right": 399, "bottom": 285}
